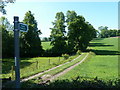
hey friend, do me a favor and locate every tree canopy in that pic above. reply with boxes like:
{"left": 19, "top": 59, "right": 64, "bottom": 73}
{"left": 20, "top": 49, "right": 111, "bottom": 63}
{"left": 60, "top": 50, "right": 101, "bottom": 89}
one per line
{"left": 50, "top": 12, "right": 67, "bottom": 56}
{"left": 66, "top": 10, "right": 96, "bottom": 52}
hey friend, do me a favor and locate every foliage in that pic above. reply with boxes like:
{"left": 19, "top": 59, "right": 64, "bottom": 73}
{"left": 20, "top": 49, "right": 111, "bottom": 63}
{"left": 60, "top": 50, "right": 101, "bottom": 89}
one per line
{"left": 20, "top": 11, "right": 43, "bottom": 57}
{"left": 0, "top": 17, "right": 14, "bottom": 58}
{"left": 66, "top": 10, "right": 97, "bottom": 53}
{"left": 41, "top": 37, "right": 50, "bottom": 42}
{"left": 2, "top": 10, "right": 98, "bottom": 57}
{"left": 117, "top": 29, "right": 120, "bottom": 36}
{"left": 50, "top": 12, "right": 67, "bottom": 56}
{"left": 62, "top": 54, "right": 69, "bottom": 60}
{"left": 20, "top": 77, "right": 120, "bottom": 88}
{"left": 76, "top": 50, "right": 82, "bottom": 55}
{"left": 40, "top": 78, "right": 120, "bottom": 88}
{"left": 98, "top": 26, "right": 120, "bottom": 38}
{"left": 89, "top": 51, "right": 96, "bottom": 56}
{"left": 1, "top": 11, "right": 44, "bottom": 58}
{"left": 0, "top": 0, "right": 15, "bottom": 14}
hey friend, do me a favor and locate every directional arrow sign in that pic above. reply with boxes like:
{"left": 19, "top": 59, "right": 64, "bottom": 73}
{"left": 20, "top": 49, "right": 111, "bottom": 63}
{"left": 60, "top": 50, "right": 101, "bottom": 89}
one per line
{"left": 19, "top": 23, "right": 28, "bottom": 32}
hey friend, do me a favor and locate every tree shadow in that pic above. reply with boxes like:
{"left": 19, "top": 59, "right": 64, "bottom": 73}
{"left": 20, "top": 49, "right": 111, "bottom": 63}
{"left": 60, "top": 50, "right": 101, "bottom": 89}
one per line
{"left": 86, "top": 49, "right": 120, "bottom": 55}
{"left": 88, "top": 42, "right": 119, "bottom": 55}
{"left": 89, "top": 43, "right": 113, "bottom": 47}
{"left": 92, "top": 38, "right": 105, "bottom": 41}
{"left": 2, "top": 58, "right": 32, "bottom": 74}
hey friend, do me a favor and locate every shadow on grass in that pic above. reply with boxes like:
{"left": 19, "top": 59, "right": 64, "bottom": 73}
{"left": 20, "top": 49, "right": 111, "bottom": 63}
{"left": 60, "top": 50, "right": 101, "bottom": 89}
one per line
{"left": 2, "top": 58, "right": 32, "bottom": 74}
{"left": 88, "top": 41, "right": 120, "bottom": 55}
{"left": 86, "top": 49, "right": 120, "bottom": 55}
{"left": 89, "top": 43, "right": 114, "bottom": 47}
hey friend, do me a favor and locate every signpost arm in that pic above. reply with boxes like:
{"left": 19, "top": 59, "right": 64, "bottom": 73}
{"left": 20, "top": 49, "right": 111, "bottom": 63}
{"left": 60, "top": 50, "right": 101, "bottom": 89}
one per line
{"left": 14, "top": 16, "right": 20, "bottom": 88}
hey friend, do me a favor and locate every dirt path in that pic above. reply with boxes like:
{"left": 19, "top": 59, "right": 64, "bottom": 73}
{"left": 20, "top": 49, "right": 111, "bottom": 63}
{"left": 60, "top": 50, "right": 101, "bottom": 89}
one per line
{"left": 39, "top": 53, "right": 89, "bottom": 84}
{"left": 21, "top": 54, "right": 83, "bottom": 82}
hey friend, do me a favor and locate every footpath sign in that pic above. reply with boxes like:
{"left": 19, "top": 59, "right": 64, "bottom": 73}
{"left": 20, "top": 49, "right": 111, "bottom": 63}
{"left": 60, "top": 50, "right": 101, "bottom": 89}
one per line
{"left": 13, "top": 16, "right": 28, "bottom": 88}
{"left": 19, "top": 23, "right": 28, "bottom": 32}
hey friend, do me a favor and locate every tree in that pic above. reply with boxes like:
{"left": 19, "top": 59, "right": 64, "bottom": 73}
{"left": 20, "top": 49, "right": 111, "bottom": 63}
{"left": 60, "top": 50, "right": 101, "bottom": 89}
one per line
{"left": 20, "top": 11, "right": 43, "bottom": 57}
{"left": 50, "top": 12, "right": 67, "bottom": 56}
{"left": 98, "top": 26, "right": 109, "bottom": 38}
{"left": 0, "top": 0, "right": 15, "bottom": 14}
{"left": 66, "top": 10, "right": 96, "bottom": 52}
{"left": 98, "top": 26, "right": 119, "bottom": 38}
{"left": 98, "top": 26, "right": 108, "bottom": 31}
{"left": 42, "top": 37, "right": 49, "bottom": 42}
{"left": 0, "top": 16, "right": 14, "bottom": 58}
{"left": 117, "top": 29, "right": 120, "bottom": 36}
{"left": 109, "top": 29, "right": 117, "bottom": 37}
{"left": 66, "top": 10, "right": 77, "bottom": 53}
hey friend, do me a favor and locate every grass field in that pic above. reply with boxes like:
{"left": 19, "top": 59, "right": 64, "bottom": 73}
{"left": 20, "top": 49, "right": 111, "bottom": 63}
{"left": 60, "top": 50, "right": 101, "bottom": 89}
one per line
{"left": 88, "top": 37, "right": 119, "bottom": 55}
{"left": 56, "top": 37, "right": 119, "bottom": 81}
{"left": 2, "top": 54, "right": 79, "bottom": 79}
{"left": 41, "top": 41, "right": 51, "bottom": 50}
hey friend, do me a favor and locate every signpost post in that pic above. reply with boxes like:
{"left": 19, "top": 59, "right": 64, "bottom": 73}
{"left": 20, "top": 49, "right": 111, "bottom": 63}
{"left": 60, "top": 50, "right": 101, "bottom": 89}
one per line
{"left": 13, "top": 16, "right": 28, "bottom": 88}
{"left": 14, "top": 16, "right": 20, "bottom": 88}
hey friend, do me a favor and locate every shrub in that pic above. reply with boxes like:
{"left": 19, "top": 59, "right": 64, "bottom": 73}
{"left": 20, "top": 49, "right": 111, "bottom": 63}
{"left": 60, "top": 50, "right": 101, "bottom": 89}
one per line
{"left": 62, "top": 54, "right": 69, "bottom": 60}
{"left": 89, "top": 51, "right": 96, "bottom": 56}
{"left": 77, "top": 50, "right": 82, "bottom": 55}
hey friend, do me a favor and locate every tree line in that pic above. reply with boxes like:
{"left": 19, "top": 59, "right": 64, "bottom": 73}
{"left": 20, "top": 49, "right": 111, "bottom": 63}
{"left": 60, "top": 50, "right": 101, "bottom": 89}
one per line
{"left": 49, "top": 11, "right": 96, "bottom": 56}
{"left": 98, "top": 26, "right": 120, "bottom": 38}
{"left": 1, "top": 10, "right": 97, "bottom": 58}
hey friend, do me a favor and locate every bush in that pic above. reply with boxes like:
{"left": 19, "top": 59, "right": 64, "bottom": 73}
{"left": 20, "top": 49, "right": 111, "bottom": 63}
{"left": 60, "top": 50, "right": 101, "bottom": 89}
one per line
{"left": 62, "top": 54, "right": 69, "bottom": 60}
{"left": 89, "top": 51, "right": 96, "bottom": 56}
{"left": 77, "top": 50, "right": 82, "bottom": 55}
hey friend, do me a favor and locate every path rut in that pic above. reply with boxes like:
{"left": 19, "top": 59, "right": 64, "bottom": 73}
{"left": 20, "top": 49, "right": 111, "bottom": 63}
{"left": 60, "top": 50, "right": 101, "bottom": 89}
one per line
{"left": 39, "top": 53, "right": 89, "bottom": 84}
{"left": 21, "top": 54, "right": 83, "bottom": 82}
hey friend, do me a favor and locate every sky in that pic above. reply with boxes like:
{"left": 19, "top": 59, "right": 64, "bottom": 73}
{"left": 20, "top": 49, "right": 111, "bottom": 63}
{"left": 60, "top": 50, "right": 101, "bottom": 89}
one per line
{"left": 0, "top": 0, "right": 119, "bottom": 37}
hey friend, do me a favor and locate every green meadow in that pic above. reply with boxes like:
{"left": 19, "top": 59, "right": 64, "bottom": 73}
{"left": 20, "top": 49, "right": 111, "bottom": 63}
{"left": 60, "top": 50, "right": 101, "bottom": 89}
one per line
{"left": 56, "top": 37, "right": 119, "bottom": 80}
{"left": 41, "top": 41, "right": 51, "bottom": 50}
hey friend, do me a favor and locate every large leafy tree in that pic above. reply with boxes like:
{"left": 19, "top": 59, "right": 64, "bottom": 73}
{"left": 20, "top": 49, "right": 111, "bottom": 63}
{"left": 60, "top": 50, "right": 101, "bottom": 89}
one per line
{"left": 66, "top": 10, "right": 96, "bottom": 52}
{"left": 20, "top": 11, "right": 43, "bottom": 57}
{"left": 50, "top": 12, "right": 67, "bottom": 56}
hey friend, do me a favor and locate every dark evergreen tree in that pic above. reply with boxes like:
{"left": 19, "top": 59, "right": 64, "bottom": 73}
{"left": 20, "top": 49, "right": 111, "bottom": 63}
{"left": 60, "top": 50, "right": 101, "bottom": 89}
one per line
{"left": 20, "top": 11, "right": 43, "bottom": 57}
